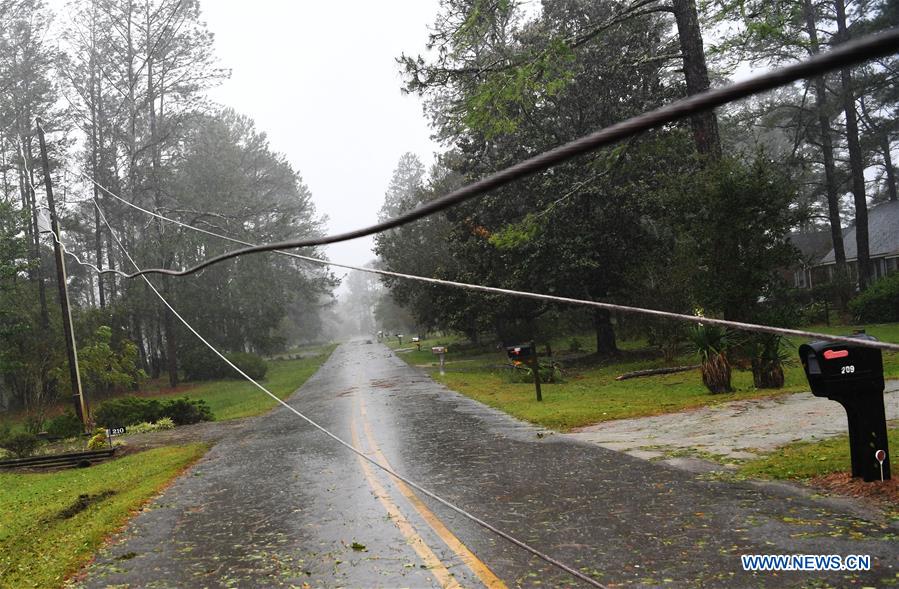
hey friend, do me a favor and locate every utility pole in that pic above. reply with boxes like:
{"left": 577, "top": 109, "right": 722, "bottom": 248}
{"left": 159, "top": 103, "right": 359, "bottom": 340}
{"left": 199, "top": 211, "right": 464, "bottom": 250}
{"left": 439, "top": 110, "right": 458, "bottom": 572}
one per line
{"left": 36, "top": 118, "right": 89, "bottom": 431}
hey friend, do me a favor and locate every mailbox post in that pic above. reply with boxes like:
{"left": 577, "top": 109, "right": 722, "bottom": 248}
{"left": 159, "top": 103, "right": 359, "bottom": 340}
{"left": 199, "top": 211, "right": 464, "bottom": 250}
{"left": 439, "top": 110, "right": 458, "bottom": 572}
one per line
{"left": 799, "top": 335, "right": 890, "bottom": 482}
{"left": 432, "top": 346, "right": 447, "bottom": 375}
{"left": 506, "top": 342, "right": 542, "bottom": 402}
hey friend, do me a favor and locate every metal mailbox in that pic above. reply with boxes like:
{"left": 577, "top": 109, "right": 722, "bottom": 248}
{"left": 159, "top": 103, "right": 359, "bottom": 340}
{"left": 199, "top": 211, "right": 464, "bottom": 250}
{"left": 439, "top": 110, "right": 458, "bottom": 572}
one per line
{"left": 431, "top": 346, "right": 447, "bottom": 355}
{"left": 505, "top": 343, "right": 534, "bottom": 362}
{"left": 799, "top": 335, "right": 890, "bottom": 482}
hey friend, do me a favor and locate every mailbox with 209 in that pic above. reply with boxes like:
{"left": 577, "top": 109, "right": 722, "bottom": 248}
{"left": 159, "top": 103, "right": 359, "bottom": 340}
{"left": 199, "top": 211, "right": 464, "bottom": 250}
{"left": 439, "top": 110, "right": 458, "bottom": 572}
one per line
{"left": 799, "top": 334, "right": 890, "bottom": 482}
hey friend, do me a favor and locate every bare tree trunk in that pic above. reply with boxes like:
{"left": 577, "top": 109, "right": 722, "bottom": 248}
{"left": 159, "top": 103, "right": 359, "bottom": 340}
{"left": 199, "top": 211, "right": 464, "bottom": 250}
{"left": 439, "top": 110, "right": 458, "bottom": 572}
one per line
{"left": 90, "top": 53, "right": 105, "bottom": 308}
{"left": 861, "top": 96, "right": 899, "bottom": 203}
{"left": 105, "top": 230, "right": 118, "bottom": 300}
{"left": 23, "top": 139, "right": 50, "bottom": 328}
{"left": 146, "top": 1, "right": 178, "bottom": 387}
{"left": 133, "top": 317, "right": 149, "bottom": 371}
{"left": 834, "top": 0, "right": 871, "bottom": 291}
{"left": 594, "top": 308, "right": 618, "bottom": 355}
{"left": 883, "top": 134, "right": 898, "bottom": 202}
{"left": 162, "top": 277, "right": 178, "bottom": 387}
{"left": 671, "top": 0, "right": 721, "bottom": 160}
{"left": 802, "top": 0, "right": 849, "bottom": 301}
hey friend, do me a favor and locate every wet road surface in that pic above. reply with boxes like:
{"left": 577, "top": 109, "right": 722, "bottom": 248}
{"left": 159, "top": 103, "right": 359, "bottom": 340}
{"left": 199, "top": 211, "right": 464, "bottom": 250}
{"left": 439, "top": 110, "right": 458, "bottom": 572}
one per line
{"left": 78, "top": 341, "right": 899, "bottom": 588}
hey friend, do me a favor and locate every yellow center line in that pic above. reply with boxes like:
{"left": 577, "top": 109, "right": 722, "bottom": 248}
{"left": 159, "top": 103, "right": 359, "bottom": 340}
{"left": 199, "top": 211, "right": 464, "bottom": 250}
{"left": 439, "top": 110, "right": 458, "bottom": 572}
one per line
{"left": 350, "top": 415, "right": 463, "bottom": 589}
{"left": 358, "top": 396, "right": 509, "bottom": 589}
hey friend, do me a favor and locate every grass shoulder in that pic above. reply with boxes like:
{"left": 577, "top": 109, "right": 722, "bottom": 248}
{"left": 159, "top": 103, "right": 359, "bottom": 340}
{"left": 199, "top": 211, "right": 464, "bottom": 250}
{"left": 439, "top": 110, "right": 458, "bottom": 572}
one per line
{"left": 0, "top": 444, "right": 208, "bottom": 589}
{"left": 739, "top": 425, "right": 899, "bottom": 481}
{"left": 390, "top": 325, "right": 897, "bottom": 431}
{"left": 149, "top": 343, "right": 337, "bottom": 421}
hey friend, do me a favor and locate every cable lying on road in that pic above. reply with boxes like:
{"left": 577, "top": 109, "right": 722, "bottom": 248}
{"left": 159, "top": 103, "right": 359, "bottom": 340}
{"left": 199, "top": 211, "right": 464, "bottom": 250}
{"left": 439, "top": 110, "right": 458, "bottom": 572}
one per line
{"left": 74, "top": 173, "right": 899, "bottom": 353}
{"left": 79, "top": 27, "right": 899, "bottom": 280}
{"left": 89, "top": 196, "right": 610, "bottom": 589}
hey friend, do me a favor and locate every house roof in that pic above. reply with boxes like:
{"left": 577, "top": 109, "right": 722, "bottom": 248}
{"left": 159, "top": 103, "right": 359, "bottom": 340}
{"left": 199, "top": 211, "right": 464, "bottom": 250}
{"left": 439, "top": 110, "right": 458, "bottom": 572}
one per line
{"left": 819, "top": 200, "right": 899, "bottom": 265}
{"left": 787, "top": 230, "right": 834, "bottom": 265}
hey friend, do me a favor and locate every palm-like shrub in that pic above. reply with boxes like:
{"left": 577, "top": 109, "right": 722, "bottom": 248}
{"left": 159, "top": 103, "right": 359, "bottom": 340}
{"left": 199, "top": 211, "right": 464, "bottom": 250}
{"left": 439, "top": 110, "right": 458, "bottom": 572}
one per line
{"left": 748, "top": 333, "right": 789, "bottom": 389}
{"left": 688, "top": 324, "right": 733, "bottom": 394}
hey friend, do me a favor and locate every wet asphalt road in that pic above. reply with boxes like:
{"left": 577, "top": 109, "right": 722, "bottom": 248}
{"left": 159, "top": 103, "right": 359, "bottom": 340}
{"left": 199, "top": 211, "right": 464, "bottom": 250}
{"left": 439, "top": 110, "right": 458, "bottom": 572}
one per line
{"left": 78, "top": 341, "right": 899, "bottom": 588}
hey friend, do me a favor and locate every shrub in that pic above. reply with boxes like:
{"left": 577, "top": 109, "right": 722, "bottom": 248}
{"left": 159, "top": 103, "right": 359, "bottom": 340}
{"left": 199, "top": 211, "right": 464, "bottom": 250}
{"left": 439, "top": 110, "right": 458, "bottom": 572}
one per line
{"left": 160, "top": 397, "right": 213, "bottom": 425}
{"left": 688, "top": 324, "right": 733, "bottom": 394}
{"left": 46, "top": 411, "right": 84, "bottom": 438}
{"left": 504, "top": 361, "right": 563, "bottom": 384}
{"left": 127, "top": 422, "right": 154, "bottom": 434}
{"left": 23, "top": 414, "right": 44, "bottom": 435}
{"left": 182, "top": 348, "right": 267, "bottom": 381}
{"left": 226, "top": 352, "right": 268, "bottom": 380}
{"left": 128, "top": 417, "right": 177, "bottom": 434}
{"left": 747, "top": 333, "right": 790, "bottom": 389}
{"left": 0, "top": 432, "right": 40, "bottom": 458}
{"left": 87, "top": 431, "right": 108, "bottom": 450}
{"left": 155, "top": 416, "right": 176, "bottom": 430}
{"left": 94, "top": 396, "right": 213, "bottom": 428}
{"left": 849, "top": 273, "right": 899, "bottom": 323}
{"left": 94, "top": 397, "right": 162, "bottom": 427}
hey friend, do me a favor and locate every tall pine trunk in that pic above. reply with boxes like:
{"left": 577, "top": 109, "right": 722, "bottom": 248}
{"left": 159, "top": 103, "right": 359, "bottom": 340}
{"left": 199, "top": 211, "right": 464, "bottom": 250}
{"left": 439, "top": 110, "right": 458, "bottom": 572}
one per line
{"left": 834, "top": 0, "right": 871, "bottom": 291}
{"left": 90, "top": 34, "right": 105, "bottom": 309}
{"left": 594, "top": 308, "right": 618, "bottom": 355}
{"left": 147, "top": 2, "right": 178, "bottom": 387}
{"left": 882, "top": 134, "right": 898, "bottom": 202}
{"left": 671, "top": 0, "right": 721, "bottom": 159}
{"left": 802, "top": 0, "right": 849, "bottom": 302}
{"left": 22, "top": 139, "right": 50, "bottom": 327}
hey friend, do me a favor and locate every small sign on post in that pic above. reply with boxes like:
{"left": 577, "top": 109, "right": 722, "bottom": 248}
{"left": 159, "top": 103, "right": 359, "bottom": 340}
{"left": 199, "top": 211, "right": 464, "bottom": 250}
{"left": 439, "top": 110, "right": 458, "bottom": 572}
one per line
{"left": 105, "top": 426, "right": 126, "bottom": 448}
{"left": 432, "top": 346, "right": 447, "bottom": 375}
{"left": 876, "top": 449, "right": 887, "bottom": 482}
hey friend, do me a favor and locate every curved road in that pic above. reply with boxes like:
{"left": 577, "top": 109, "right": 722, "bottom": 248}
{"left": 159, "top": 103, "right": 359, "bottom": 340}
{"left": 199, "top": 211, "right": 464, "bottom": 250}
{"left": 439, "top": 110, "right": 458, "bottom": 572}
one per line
{"left": 79, "top": 341, "right": 898, "bottom": 588}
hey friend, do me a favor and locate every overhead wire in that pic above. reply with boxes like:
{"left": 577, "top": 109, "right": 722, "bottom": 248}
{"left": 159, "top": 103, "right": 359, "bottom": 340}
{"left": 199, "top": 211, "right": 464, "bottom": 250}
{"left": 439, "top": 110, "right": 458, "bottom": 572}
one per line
{"left": 82, "top": 26, "right": 899, "bottom": 280}
{"left": 88, "top": 195, "right": 610, "bottom": 589}
{"left": 75, "top": 171, "right": 899, "bottom": 353}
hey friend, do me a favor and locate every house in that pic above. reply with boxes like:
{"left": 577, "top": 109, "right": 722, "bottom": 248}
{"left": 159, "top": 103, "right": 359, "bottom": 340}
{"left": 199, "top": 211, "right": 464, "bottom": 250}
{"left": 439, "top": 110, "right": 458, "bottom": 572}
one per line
{"left": 786, "top": 230, "right": 834, "bottom": 289}
{"left": 816, "top": 200, "right": 899, "bottom": 285}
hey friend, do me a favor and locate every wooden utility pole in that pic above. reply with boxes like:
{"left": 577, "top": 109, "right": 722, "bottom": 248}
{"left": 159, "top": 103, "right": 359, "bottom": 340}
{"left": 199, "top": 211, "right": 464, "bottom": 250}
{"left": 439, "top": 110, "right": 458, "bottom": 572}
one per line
{"left": 36, "top": 119, "right": 89, "bottom": 430}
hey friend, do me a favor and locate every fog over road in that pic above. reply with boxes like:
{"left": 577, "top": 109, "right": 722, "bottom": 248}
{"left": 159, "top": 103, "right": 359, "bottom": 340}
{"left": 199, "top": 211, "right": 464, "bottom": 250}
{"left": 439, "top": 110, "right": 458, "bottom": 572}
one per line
{"left": 79, "top": 342, "right": 898, "bottom": 588}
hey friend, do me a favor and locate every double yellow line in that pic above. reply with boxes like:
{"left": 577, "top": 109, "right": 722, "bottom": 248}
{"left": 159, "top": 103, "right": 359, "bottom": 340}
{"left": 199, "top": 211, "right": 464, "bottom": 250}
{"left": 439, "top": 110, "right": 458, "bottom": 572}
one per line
{"left": 351, "top": 396, "right": 507, "bottom": 589}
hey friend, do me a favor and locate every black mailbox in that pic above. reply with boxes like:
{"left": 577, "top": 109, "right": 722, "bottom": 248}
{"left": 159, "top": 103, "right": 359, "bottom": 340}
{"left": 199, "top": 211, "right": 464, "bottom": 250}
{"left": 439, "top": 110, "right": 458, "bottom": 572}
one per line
{"left": 799, "top": 335, "right": 890, "bottom": 482}
{"left": 506, "top": 343, "right": 534, "bottom": 362}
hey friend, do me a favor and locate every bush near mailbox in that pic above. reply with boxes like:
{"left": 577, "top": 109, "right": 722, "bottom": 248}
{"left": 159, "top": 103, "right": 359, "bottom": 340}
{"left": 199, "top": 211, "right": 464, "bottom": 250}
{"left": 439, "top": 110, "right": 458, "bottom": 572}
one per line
{"left": 94, "top": 396, "right": 213, "bottom": 427}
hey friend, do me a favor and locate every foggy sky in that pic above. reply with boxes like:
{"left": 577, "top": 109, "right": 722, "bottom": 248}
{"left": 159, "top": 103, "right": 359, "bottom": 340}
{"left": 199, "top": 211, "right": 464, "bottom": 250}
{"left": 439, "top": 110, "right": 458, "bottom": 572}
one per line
{"left": 201, "top": 2, "right": 442, "bottom": 283}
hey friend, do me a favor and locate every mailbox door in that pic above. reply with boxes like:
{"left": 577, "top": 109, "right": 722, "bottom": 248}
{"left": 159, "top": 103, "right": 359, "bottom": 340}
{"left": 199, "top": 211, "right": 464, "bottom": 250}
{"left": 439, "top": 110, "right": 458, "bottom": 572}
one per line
{"left": 800, "top": 341, "right": 884, "bottom": 399}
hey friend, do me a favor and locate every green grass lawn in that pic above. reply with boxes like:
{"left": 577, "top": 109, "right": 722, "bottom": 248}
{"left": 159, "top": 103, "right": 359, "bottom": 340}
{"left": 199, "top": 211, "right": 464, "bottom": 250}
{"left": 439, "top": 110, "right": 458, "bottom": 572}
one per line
{"left": 739, "top": 426, "right": 899, "bottom": 480}
{"left": 0, "top": 444, "right": 207, "bottom": 589}
{"left": 391, "top": 324, "right": 899, "bottom": 431}
{"left": 149, "top": 344, "right": 337, "bottom": 421}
